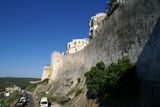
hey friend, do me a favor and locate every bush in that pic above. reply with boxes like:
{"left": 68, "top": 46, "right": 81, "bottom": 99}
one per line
{"left": 85, "top": 56, "right": 141, "bottom": 101}
{"left": 85, "top": 61, "right": 106, "bottom": 99}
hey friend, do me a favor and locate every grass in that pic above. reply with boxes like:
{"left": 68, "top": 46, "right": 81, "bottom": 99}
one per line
{"left": 37, "top": 91, "right": 69, "bottom": 104}
{"left": 66, "top": 87, "right": 83, "bottom": 97}
{"left": 27, "top": 79, "right": 48, "bottom": 92}
{"left": 66, "top": 88, "right": 76, "bottom": 96}
{"left": 0, "top": 91, "right": 20, "bottom": 107}
{"left": 47, "top": 96, "right": 67, "bottom": 104}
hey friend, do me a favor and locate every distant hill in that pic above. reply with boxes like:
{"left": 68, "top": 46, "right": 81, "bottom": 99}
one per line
{"left": 0, "top": 77, "right": 40, "bottom": 92}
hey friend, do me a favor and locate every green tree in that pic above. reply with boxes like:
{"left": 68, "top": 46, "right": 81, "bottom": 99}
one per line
{"left": 85, "top": 56, "right": 141, "bottom": 101}
{"left": 85, "top": 61, "right": 106, "bottom": 99}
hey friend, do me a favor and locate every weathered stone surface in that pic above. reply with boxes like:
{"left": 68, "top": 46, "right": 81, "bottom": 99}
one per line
{"left": 47, "top": 0, "right": 160, "bottom": 106}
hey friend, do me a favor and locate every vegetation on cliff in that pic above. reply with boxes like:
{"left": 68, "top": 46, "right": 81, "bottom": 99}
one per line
{"left": 0, "top": 91, "right": 20, "bottom": 107}
{"left": 85, "top": 56, "right": 141, "bottom": 102}
{"left": 26, "top": 79, "right": 48, "bottom": 92}
{"left": 37, "top": 92, "right": 70, "bottom": 105}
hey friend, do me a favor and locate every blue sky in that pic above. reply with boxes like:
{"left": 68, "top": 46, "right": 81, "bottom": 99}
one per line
{"left": 0, "top": 0, "right": 107, "bottom": 78}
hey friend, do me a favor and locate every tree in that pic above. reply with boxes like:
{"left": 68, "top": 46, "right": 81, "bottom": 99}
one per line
{"left": 85, "top": 61, "right": 106, "bottom": 99}
{"left": 85, "top": 56, "right": 141, "bottom": 101}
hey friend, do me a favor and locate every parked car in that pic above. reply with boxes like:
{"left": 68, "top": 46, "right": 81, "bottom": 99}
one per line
{"left": 14, "top": 101, "right": 23, "bottom": 107}
{"left": 21, "top": 89, "right": 25, "bottom": 93}
{"left": 20, "top": 96, "right": 27, "bottom": 104}
{"left": 21, "top": 93, "right": 28, "bottom": 100}
{"left": 14, "top": 92, "right": 28, "bottom": 107}
{"left": 40, "top": 97, "right": 48, "bottom": 107}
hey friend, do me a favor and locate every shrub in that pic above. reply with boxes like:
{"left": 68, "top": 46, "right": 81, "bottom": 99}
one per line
{"left": 85, "top": 61, "right": 106, "bottom": 99}
{"left": 85, "top": 56, "right": 141, "bottom": 101}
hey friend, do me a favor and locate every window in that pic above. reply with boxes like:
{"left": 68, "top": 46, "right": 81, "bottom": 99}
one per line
{"left": 75, "top": 48, "right": 77, "bottom": 51}
{"left": 68, "top": 44, "right": 70, "bottom": 49}
{"left": 74, "top": 42, "right": 76, "bottom": 45}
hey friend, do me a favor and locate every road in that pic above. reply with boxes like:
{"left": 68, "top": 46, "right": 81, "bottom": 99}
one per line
{"left": 51, "top": 104, "right": 61, "bottom": 107}
{"left": 24, "top": 93, "right": 35, "bottom": 107}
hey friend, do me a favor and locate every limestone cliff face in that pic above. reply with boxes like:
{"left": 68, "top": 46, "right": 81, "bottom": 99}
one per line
{"left": 47, "top": 0, "right": 160, "bottom": 106}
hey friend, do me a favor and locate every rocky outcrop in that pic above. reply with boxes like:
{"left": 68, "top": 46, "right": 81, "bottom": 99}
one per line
{"left": 45, "top": 0, "right": 160, "bottom": 106}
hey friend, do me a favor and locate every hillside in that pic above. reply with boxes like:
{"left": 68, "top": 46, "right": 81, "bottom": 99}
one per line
{"left": 0, "top": 77, "right": 40, "bottom": 92}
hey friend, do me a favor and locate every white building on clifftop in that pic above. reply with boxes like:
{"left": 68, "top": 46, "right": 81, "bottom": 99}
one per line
{"left": 89, "top": 13, "right": 107, "bottom": 40}
{"left": 66, "top": 38, "right": 89, "bottom": 54}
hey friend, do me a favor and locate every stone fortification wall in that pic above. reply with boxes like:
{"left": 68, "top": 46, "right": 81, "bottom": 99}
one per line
{"left": 48, "top": 0, "right": 160, "bottom": 106}
{"left": 84, "top": 0, "right": 160, "bottom": 81}
{"left": 49, "top": 52, "right": 63, "bottom": 82}
{"left": 48, "top": 50, "right": 86, "bottom": 95}
{"left": 49, "top": 50, "right": 85, "bottom": 83}
{"left": 50, "top": 0, "right": 160, "bottom": 82}
{"left": 41, "top": 65, "right": 50, "bottom": 81}
{"left": 62, "top": 50, "right": 85, "bottom": 71}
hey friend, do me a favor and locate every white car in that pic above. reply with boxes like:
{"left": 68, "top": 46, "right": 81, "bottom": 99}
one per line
{"left": 40, "top": 97, "right": 48, "bottom": 107}
{"left": 20, "top": 96, "right": 27, "bottom": 102}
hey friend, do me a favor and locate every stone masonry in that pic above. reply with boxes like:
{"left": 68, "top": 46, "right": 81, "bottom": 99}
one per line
{"left": 48, "top": 0, "right": 160, "bottom": 106}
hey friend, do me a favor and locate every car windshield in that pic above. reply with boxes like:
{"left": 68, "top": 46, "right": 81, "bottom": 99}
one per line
{"left": 41, "top": 101, "right": 47, "bottom": 104}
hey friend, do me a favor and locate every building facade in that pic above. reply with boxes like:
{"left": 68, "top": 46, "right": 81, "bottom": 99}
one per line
{"left": 41, "top": 65, "right": 50, "bottom": 81}
{"left": 89, "top": 13, "right": 107, "bottom": 40}
{"left": 66, "top": 38, "right": 89, "bottom": 54}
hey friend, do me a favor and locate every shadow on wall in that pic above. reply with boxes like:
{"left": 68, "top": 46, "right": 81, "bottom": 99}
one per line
{"left": 135, "top": 17, "right": 160, "bottom": 107}
{"left": 86, "top": 17, "right": 160, "bottom": 107}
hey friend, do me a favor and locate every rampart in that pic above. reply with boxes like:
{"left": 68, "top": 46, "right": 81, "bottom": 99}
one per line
{"left": 49, "top": 0, "right": 160, "bottom": 106}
